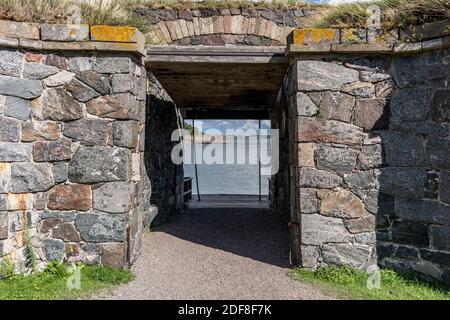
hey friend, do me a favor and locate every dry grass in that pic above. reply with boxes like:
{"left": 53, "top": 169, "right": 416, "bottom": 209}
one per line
{"left": 316, "top": 0, "right": 450, "bottom": 29}
{"left": 0, "top": 0, "right": 148, "bottom": 30}
{"left": 141, "top": 0, "right": 314, "bottom": 10}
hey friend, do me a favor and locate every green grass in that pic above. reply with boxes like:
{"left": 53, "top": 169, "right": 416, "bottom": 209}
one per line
{"left": 291, "top": 266, "right": 450, "bottom": 300}
{"left": 0, "top": 261, "right": 134, "bottom": 300}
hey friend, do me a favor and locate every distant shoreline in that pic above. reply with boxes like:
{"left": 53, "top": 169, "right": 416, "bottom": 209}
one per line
{"left": 183, "top": 134, "right": 271, "bottom": 144}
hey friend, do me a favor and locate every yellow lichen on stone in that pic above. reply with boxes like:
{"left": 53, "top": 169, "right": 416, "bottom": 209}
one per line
{"left": 291, "top": 28, "right": 338, "bottom": 45}
{"left": 90, "top": 25, "right": 141, "bottom": 43}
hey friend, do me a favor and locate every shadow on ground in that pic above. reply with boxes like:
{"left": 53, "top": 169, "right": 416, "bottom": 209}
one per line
{"left": 152, "top": 207, "right": 290, "bottom": 268}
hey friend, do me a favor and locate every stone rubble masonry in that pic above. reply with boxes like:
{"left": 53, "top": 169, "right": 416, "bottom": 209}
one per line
{"left": 287, "top": 44, "right": 450, "bottom": 285}
{"left": 144, "top": 8, "right": 301, "bottom": 45}
{"left": 0, "top": 24, "right": 147, "bottom": 271}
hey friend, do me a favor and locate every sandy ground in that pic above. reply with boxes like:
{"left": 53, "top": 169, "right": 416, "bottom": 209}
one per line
{"left": 103, "top": 208, "right": 334, "bottom": 300}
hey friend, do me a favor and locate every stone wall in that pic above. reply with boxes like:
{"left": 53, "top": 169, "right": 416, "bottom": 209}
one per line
{"left": 0, "top": 22, "right": 148, "bottom": 270}
{"left": 139, "top": 7, "right": 320, "bottom": 46}
{"left": 287, "top": 47, "right": 450, "bottom": 283}
{"left": 144, "top": 73, "right": 184, "bottom": 226}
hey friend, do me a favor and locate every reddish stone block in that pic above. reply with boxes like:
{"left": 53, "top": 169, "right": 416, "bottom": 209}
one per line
{"left": 47, "top": 184, "right": 92, "bottom": 211}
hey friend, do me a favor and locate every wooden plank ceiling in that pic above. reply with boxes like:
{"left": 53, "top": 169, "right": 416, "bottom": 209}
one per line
{"left": 145, "top": 46, "right": 288, "bottom": 118}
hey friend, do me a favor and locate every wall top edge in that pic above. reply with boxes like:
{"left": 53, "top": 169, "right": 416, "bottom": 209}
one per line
{"left": 286, "top": 19, "right": 450, "bottom": 56}
{"left": 0, "top": 20, "right": 145, "bottom": 56}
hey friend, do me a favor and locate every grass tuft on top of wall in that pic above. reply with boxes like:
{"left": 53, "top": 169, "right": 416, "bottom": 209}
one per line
{"left": 315, "top": 0, "right": 450, "bottom": 29}
{"left": 0, "top": 0, "right": 150, "bottom": 31}
{"left": 291, "top": 266, "right": 450, "bottom": 300}
{"left": 0, "top": 261, "right": 134, "bottom": 300}
{"left": 142, "top": 0, "right": 314, "bottom": 10}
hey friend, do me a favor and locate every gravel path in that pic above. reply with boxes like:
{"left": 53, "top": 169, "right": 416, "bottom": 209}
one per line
{"left": 105, "top": 208, "right": 334, "bottom": 300}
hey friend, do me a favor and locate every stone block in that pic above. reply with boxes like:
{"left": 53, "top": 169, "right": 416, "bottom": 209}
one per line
{"left": 394, "top": 42, "right": 422, "bottom": 53}
{"left": 289, "top": 28, "right": 339, "bottom": 45}
{"left": 23, "top": 63, "right": 59, "bottom": 80}
{"left": 396, "top": 199, "right": 450, "bottom": 226}
{"left": 41, "top": 24, "right": 89, "bottom": 41}
{"left": 0, "top": 116, "right": 20, "bottom": 142}
{"left": 42, "top": 87, "right": 83, "bottom": 121}
{"left": 113, "top": 121, "right": 139, "bottom": 148}
{"left": 402, "top": 19, "right": 450, "bottom": 41}
{"left": 390, "top": 88, "right": 433, "bottom": 122}
{"left": 47, "top": 184, "right": 91, "bottom": 211}
{"left": 390, "top": 121, "right": 449, "bottom": 138}
{"left": 377, "top": 167, "right": 425, "bottom": 198}
{"left": 392, "top": 220, "right": 429, "bottom": 248}
{"left": 345, "top": 215, "right": 376, "bottom": 234}
{"left": 5, "top": 96, "right": 30, "bottom": 121}
{"left": 297, "top": 117, "right": 364, "bottom": 146}
{"left": 75, "top": 213, "right": 127, "bottom": 243}
{"left": 429, "top": 225, "right": 450, "bottom": 252}
{"left": 315, "top": 144, "right": 358, "bottom": 173}
{"left": 0, "top": 36, "right": 18, "bottom": 48}
{"left": 0, "top": 142, "right": 32, "bottom": 162}
{"left": 0, "top": 163, "right": 10, "bottom": 193}
{"left": 101, "top": 243, "right": 127, "bottom": 268}
{"left": 354, "top": 98, "right": 388, "bottom": 130}
{"left": 0, "top": 75, "right": 42, "bottom": 99}
{"left": 301, "top": 214, "right": 351, "bottom": 246}
{"left": 316, "top": 92, "right": 354, "bottom": 123}
{"left": 10, "top": 163, "right": 54, "bottom": 193}
{"left": 295, "top": 60, "right": 359, "bottom": 91}
{"left": 21, "top": 122, "right": 61, "bottom": 142}
{"left": 299, "top": 188, "right": 318, "bottom": 214}
{"left": 52, "top": 162, "right": 68, "bottom": 183}
{"left": 379, "top": 131, "right": 426, "bottom": 167}
{"left": 341, "top": 28, "right": 367, "bottom": 44}
{"left": 291, "top": 92, "right": 318, "bottom": 117}
{"left": 93, "top": 182, "right": 134, "bottom": 214}
{"left": 63, "top": 119, "right": 112, "bottom": 146}
{"left": 297, "top": 143, "right": 315, "bottom": 167}
{"left": 65, "top": 78, "right": 101, "bottom": 103}
{"left": 76, "top": 70, "right": 111, "bottom": 95}
{"left": 360, "top": 71, "right": 391, "bottom": 83}
{"left": 111, "top": 74, "right": 138, "bottom": 94}
{"left": 33, "top": 139, "right": 72, "bottom": 162}
{"left": 0, "top": 212, "right": 8, "bottom": 239}
{"left": 45, "top": 54, "right": 68, "bottom": 70}
{"left": 298, "top": 168, "right": 342, "bottom": 189}
{"left": 345, "top": 171, "right": 378, "bottom": 192}
{"left": 440, "top": 171, "right": 450, "bottom": 204}
{"left": 322, "top": 243, "right": 371, "bottom": 269}
{"left": 317, "top": 189, "right": 364, "bottom": 219}
{"left": 300, "top": 245, "right": 320, "bottom": 269}
{"left": 0, "top": 50, "right": 24, "bottom": 77}
{"left": 68, "top": 146, "right": 131, "bottom": 184}
{"left": 42, "top": 238, "right": 65, "bottom": 262}
{"left": 357, "top": 144, "right": 383, "bottom": 170}
{"left": 52, "top": 222, "right": 81, "bottom": 242}
{"left": 68, "top": 57, "right": 92, "bottom": 72}
{"left": 425, "top": 138, "right": 450, "bottom": 170}
{"left": 0, "top": 20, "right": 39, "bottom": 40}
{"left": 90, "top": 26, "right": 143, "bottom": 43}
{"left": 342, "top": 82, "right": 375, "bottom": 99}
{"left": 93, "top": 57, "right": 132, "bottom": 74}
{"left": 86, "top": 95, "right": 137, "bottom": 120}
{"left": 430, "top": 90, "right": 450, "bottom": 122}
